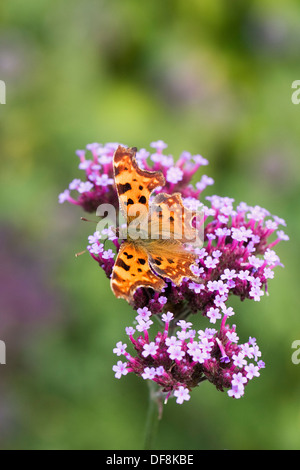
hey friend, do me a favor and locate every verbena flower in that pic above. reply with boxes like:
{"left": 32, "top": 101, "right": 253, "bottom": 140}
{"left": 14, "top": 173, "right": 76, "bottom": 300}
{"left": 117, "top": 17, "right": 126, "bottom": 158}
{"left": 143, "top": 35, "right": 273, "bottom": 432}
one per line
{"left": 60, "top": 140, "right": 288, "bottom": 404}
{"left": 58, "top": 141, "right": 210, "bottom": 212}
{"left": 84, "top": 189, "right": 287, "bottom": 320}
{"left": 58, "top": 143, "right": 121, "bottom": 212}
{"left": 112, "top": 310, "right": 265, "bottom": 402}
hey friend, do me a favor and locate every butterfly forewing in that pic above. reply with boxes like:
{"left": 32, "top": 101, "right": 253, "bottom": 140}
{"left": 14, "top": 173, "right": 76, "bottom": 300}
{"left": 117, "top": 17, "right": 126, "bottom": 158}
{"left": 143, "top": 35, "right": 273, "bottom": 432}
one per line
{"left": 149, "top": 192, "right": 202, "bottom": 246}
{"left": 113, "top": 146, "right": 165, "bottom": 226}
{"left": 110, "top": 241, "right": 165, "bottom": 301}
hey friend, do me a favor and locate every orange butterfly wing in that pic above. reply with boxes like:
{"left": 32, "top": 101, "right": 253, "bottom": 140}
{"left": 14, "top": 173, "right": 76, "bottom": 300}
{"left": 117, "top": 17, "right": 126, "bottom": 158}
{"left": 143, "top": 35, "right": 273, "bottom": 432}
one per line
{"left": 111, "top": 145, "right": 202, "bottom": 303}
{"left": 110, "top": 241, "right": 165, "bottom": 301}
{"left": 113, "top": 146, "right": 165, "bottom": 224}
{"left": 147, "top": 239, "right": 199, "bottom": 287}
{"left": 149, "top": 192, "right": 201, "bottom": 245}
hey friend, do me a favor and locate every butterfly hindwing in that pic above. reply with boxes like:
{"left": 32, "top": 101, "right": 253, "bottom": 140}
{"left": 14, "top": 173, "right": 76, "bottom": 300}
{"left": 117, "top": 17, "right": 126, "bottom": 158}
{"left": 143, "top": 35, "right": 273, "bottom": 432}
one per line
{"left": 147, "top": 239, "right": 199, "bottom": 286}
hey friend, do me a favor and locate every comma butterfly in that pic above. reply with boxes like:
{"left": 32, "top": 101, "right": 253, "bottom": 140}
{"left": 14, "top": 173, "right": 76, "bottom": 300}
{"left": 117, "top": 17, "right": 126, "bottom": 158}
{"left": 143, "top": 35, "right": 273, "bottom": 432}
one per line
{"left": 111, "top": 146, "right": 202, "bottom": 303}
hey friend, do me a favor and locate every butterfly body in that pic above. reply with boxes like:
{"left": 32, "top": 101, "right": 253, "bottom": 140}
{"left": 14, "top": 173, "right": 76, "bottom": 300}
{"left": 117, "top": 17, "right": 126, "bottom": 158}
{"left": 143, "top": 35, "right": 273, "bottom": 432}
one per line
{"left": 111, "top": 146, "right": 202, "bottom": 303}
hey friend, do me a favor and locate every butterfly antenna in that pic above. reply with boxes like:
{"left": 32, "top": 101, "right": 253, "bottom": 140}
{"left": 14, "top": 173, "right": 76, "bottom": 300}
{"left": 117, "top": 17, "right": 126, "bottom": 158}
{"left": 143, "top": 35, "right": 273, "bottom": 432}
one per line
{"left": 113, "top": 226, "right": 120, "bottom": 238}
{"left": 81, "top": 217, "right": 98, "bottom": 223}
{"left": 75, "top": 250, "right": 86, "bottom": 258}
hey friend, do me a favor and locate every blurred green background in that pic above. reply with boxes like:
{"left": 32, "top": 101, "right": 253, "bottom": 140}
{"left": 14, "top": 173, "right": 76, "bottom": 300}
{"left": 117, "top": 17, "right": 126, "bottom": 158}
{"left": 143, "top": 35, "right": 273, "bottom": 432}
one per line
{"left": 0, "top": 0, "right": 299, "bottom": 450}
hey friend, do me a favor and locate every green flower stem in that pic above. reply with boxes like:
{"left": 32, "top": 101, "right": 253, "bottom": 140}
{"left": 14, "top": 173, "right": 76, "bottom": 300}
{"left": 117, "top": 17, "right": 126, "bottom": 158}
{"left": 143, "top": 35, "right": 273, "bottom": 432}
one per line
{"left": 143, "top": 381, "right": 163, "bottom": 450}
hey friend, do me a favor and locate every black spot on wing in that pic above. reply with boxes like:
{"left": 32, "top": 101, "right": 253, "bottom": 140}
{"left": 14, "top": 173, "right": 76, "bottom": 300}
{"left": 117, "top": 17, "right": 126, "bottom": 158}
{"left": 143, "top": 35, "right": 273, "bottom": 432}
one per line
{"left": 114, "top": 166, "right": 121, "bottom": 176}
{"left": 112, "top": 272, "right": 123, "bottom": 282}
{"left": 118, "top": 183, "right": 132, "bottom": 194}
{"left": 124, "top": 198, "right": 134, "bottom": 206}
{"left": 116, "top": 258, "right": 130, "bottom": 271}
{"left": 139, "top": 195, "right": 147, "bottom": 204}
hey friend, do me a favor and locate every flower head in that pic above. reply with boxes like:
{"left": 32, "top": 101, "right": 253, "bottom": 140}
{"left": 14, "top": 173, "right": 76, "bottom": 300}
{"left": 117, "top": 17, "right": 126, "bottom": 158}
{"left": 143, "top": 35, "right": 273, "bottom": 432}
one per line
{"left": 60, "top": 140, "right": 288, "bottom": 406}
{"left": 112, "top": 310, "right": 264, "bottom": 404}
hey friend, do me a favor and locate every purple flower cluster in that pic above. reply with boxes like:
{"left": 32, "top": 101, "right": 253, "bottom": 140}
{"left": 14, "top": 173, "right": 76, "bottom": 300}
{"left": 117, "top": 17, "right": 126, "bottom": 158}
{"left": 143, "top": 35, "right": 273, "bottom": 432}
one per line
{"left": 84, "top": 189, "right": 288, "bottom": 321}
{"left": 58, "top": 140, "right": 211, "bottom": 212}
{"left": 113, "top": 308, "right": 265, "bottom": 403}
{"left": 60, "top": 140, "right": 288, "bottom": 404}
{"left": 58, "top": 142, "right": 119, "bottom": 212}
